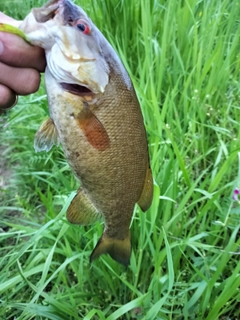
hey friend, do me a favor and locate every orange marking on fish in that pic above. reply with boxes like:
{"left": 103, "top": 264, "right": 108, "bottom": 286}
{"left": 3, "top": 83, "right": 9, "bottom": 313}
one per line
{"left": 76, "top": 107, "right": 110, "bottom": 151}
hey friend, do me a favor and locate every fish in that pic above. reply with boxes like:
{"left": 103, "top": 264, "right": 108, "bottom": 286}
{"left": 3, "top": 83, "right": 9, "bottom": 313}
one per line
{"left": 19, "top": 0, "right": 153, "bottom": 266}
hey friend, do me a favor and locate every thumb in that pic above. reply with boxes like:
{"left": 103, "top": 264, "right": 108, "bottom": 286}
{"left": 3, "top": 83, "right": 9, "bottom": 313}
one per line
{"left": 0, "top": 12, "right": 22, "bottom": 27}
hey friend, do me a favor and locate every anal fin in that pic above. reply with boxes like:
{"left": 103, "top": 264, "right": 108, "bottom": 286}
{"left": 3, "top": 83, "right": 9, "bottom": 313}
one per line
{"left": 34, "top": 117, "right": 60, "bottom": 152}
{"left": 137, "top": 163, "right": 153, "bottom": 212}
{"left": 67, "top": 188, "right": 102, "bottom": 225}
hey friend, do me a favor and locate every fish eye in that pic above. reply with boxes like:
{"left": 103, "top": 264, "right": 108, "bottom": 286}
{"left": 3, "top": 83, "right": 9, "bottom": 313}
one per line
{"left": 77, "top": 21, "right": 91, "bottom": 35}
{"left": 77, "top": 24, "right": 85, "bottom": 31}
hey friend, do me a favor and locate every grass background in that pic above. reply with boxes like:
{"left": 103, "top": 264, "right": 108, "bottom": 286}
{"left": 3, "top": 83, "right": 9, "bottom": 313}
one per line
{"left": 0, "top": 0, "right": 240, "bottom": 319}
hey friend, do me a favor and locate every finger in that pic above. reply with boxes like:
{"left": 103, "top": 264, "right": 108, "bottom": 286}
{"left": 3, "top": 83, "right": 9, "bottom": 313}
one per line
{"left": 0, "top": 61, "right": 41, "bottom": 95}
{"left": 0, "top": 84, "right": 16, "bottom": 110}
{"left": 0, "top": 32, "right": 46, "bottom": 72}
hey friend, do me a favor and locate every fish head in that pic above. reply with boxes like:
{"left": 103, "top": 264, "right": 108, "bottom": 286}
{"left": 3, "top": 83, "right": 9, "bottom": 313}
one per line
{"left": 20, "top": 0, "right": 113, "bottom": 94}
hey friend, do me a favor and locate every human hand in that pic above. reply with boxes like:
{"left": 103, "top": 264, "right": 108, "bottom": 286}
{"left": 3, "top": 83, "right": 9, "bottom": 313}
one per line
{"left": 0, "top": 12, "right": 46, "bottom": 112}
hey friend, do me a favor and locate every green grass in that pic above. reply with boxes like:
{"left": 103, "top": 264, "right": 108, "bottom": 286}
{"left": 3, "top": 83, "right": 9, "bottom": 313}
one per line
{"left": 1, "top": 0, "right": 240, "bottom": 319}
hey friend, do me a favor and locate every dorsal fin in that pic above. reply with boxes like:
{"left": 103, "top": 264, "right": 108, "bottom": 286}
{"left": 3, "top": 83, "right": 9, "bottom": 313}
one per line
{"left": 137, "top": 162, "right": 153, "bottom": 212}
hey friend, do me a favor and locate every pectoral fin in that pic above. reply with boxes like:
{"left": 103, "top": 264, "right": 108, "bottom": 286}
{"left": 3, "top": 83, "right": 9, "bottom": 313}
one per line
{"left": 76, "top": 107, "right": 110, "bottom": 151}
{"left": 90, "top": 230, "right": 131, "bottom": 266}
{"left": 137, "top": 163, "right": 153, "bottom": 212}
{"left": 34, "top": 117, "right": 60, "bottom": 152}
{"left": 67, "top": 188, "right": 102, "bottom": 225}
{"left": 0, "top": 23, "right": 30, "bottom": 43}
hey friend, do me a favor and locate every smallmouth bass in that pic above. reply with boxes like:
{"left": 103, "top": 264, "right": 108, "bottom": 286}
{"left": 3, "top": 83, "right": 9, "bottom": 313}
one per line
{"left": 20, "top": 0, "right": 153, "bottom": 266}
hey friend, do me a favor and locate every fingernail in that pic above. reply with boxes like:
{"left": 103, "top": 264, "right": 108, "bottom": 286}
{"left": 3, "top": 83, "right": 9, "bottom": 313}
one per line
{"left": 0, "top": 95, "right": 18, "bottom": 111}
{"left": 0, "top": 41, "right": 4, "bottom": 55}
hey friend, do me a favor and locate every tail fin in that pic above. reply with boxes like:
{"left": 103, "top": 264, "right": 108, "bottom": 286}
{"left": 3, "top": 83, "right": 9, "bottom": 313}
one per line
{"left": 90, "top": 232, "right": 131, "bottom": 266}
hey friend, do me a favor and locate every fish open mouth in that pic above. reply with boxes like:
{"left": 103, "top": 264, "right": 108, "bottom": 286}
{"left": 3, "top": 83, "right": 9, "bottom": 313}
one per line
{"left": 60, "top": 83, "right": 94, "bottom": 96}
